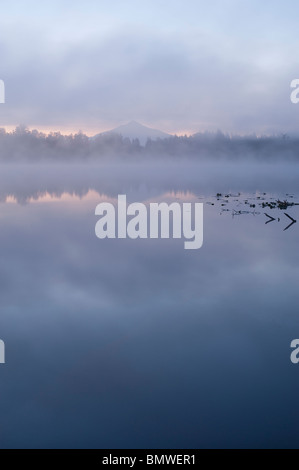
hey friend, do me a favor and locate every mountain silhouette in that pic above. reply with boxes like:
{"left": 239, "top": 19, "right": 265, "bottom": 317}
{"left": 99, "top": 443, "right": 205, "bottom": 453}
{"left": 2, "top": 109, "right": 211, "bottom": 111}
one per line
{"left": 93, "top": 121, "right": 171, "bottom": 145}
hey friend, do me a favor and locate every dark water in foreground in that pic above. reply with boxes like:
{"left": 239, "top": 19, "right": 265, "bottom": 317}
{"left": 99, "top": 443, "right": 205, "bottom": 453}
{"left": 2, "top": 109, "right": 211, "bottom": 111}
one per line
{"left": 0, "top": 163, "right": 298, "bottom": 449}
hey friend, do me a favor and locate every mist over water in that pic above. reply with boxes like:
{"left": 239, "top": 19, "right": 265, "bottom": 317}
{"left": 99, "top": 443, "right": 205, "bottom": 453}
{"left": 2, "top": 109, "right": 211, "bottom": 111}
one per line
{"left": 0, "top": 161, "right": 298, "bottom": 203}
{"left": 1, "top": 0, "right": 299, "bottom": 450}
{"left": 0, "top": 161, "right": 298, "bottom": 448}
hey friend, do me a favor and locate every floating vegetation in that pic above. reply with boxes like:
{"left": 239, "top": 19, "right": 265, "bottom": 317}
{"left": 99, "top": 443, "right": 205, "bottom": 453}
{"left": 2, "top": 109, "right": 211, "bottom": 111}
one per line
{"left": 205, "top": 192, "right": 298, "bottom": 231}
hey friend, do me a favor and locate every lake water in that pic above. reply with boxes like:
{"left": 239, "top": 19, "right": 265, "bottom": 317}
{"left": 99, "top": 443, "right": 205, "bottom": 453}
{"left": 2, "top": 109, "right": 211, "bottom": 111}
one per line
{"left": 0, "top": 162, "right": 298, "bottom": 449}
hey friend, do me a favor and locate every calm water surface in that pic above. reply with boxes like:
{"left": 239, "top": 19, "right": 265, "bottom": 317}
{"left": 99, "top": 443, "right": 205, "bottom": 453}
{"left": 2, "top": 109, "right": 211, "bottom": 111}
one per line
{"left": 0, "top": 163, "right": 298, "bottom": 449}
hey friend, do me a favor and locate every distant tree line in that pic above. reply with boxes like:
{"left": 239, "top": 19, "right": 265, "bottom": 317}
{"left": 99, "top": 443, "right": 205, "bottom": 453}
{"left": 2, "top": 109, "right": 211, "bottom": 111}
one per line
{"left": 0, "top": 126, "right": 298, "bottom": 162}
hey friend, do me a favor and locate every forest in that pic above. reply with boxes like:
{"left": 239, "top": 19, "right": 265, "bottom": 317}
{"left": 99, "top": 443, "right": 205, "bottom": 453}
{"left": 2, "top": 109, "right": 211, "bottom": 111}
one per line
{"left": 0, "top": 126, "right": 298, "bottom": 162}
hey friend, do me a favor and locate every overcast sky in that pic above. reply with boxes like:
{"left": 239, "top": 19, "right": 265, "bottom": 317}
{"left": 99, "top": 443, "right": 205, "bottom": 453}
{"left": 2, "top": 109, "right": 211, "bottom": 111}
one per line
{"left": 0, "top": 0, "right": 298, "bottom": 135}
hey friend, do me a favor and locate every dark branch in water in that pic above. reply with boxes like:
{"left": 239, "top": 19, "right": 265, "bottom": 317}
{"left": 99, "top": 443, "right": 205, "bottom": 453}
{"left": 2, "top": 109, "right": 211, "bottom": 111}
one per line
{"left": 265, "top": 213, "right": 276, "bottom": 224}
{"left": 283, "top": 213, "right": 297, "bottom": 231}
{"left": 284, "top": 213, "right": 297, "bottom": 223}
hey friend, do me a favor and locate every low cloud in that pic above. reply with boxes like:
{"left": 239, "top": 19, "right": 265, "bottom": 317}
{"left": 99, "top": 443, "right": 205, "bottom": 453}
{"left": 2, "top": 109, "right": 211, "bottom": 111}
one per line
{"left": 0, "top": 5, "right": 298, "bottom": 134}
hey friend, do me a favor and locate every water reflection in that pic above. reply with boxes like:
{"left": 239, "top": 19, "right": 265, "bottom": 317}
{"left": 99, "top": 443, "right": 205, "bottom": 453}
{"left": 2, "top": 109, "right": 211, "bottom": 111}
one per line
{"left": 1, "top": 163, "right": 298, "bottom": 234}
{"left": 0, "top": 163, "right": 298, "bottom": 449}
{"left": 0, "top": 162, "right": 298, "bottom": 204}
{"left": 206, "top": 192, "right": 298, "bottom": 232}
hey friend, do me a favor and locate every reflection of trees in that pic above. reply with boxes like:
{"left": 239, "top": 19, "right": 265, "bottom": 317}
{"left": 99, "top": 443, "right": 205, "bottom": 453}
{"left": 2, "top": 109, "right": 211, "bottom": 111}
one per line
{"left": 0, "top": 126, "right": 299, "bottom": 162}
{"left": 0, "top": 165, "right": 203, "bottom": 204}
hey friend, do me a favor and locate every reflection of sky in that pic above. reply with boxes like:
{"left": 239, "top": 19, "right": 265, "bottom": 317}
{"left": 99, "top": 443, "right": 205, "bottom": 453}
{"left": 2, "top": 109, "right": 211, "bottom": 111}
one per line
{"left": 0, "top": 165, "right": 299, "bottom": 448}
{"left": 0, "top": 162, "right": 299, "bottom": 204}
